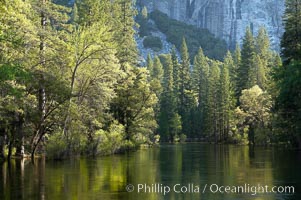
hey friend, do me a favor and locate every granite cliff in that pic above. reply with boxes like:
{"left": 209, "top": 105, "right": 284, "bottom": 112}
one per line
{"left": 139, "top": 0, "right": 284, "bottom": 49}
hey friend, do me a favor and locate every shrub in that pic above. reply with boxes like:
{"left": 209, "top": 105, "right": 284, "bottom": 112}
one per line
{"left": 180, "top": 134, "right": 187, "bottom": 143}
{"left": 94, "top": 122, "right": 125, "bottom": 155}
{"left": 230, "top": 132, "right": 249, "bottom": 145}
{"left": 255, "top": 128, "right": 270, "bottom": 145}
{"left": 46, "top": 132, "right": 68, "bottom": 159}
{"left": 173, "top": 135, "right": 180, "bottom": 143}
{"left": 153, "top": 134, "right": 160, "bottom": 144}
{"left": 143, "top": 36, "right": 163, "bottom": 51}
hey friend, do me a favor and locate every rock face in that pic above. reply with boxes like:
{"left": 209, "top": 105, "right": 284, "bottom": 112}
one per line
{"left": 140, "top": 0, "right": 284, "bottom": 49}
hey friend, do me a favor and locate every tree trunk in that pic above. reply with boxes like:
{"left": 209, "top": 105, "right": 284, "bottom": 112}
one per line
{"left": 15, "top": 113, "right": 25, "bottom": 158}
{"left": 32, "top": 0, "right": 47, "bottom": 162}
{"left": 7, "top": 130, "right": 14, "bottom": 160}
{"left": 249, "top": 124, "right": 255, "bottom": 145}
{"left": 31, "top": 126, "right": 45, "bottom": 160}
{"left": 0, "top": 134, "right": 6, "bottom": 159}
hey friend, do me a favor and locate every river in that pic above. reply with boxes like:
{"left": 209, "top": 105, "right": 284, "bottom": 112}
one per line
{"left": 0, "top": 144, "right": 300, "bottom": 200}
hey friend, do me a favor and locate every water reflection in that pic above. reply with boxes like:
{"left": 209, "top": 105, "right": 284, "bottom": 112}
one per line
{"left": 0, "top": 144, "right": 300, "bottom": 200}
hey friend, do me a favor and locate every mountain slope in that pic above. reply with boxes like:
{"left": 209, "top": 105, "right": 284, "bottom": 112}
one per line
{"left": 139, "top": 0, "right": 284, "bottom": 49}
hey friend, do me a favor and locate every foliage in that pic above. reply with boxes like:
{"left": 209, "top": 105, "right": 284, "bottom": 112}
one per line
{"left": 93, "top": 122, "right": 125, "bottom": 155}
{"left": 143, "top": 36, "right": 163, "bottom": 51}
{"left": 1, "top": 0, "right": 299, "bottom": 161}
{"left": 234, "top": 85, "right": 272, "bottom": 145}
{"left": 136, "top": 6, "right": 151, "bottom": 37}
{"left": 281, "top": 0, "right": 301, "bottom": 64}
{"left": 112, "top": 0, "right": 138, "bottom": 68}
{"left": 158, "top": 54, "right": 182, "bottom": 141}
{"left": 180, "top": 134, "right": 187, "bottom": 143}
{"left": 111, "top": 67, "right": 158, "bottom": 146}
{"left": 275, "top": 61, "right": 301, "bottom": 146}
{"left": 237, "top": 27, "right": 256, "bottom": 94}
{"left": 275, "top": 0, "right": 301, "bottom": 148}
{"left": 0, "top": 0, "right": 160, "bottom": 160}
{"left": 149, "top": 10, "right": 227, "bottom": 60}
{"left": 46, "top": 131, "right": 69, "bottom": 159}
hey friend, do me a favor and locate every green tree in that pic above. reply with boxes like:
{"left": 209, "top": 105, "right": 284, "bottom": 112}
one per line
{"left": 192, "top": 47, "right": 209, "bottom": 136}
{"left": 63, "top": 22, "right": 121, "bottom": 153}
{"left": 136, "top": 6, "right": 149, "bottom": 36}
{"left": 255, "top": 27, "right": 273, "bottom": 91}
{"left": 28, "top": 0, "right": 72, "bottom": 159}
{"left": 235, "top": 85, "right": 272, "bottom": 145}
{"left": 141, "top": 6, "right": 148, "bottom": 19}
{"left": 246, "top": 55, "right": 262, "bottom": 89}
{"left": 207, "top": 62, "right": 221, "bottom": 142}
{"left": 281, "top": 0, "right": 301, "bottom": 64}
{"left": 0, "top": 0, "right": 37, "bottom": 158}
{"left": 150, "top": 56, "right": 164, "bottom": 97}
{"left": 111, "top": 67, "right": 158, "bottom": 145}
{"left": 233, "top": 43, "right": 241, "bottom": 67}
{"left": 75, "top": 0, "right": 108, "bottom": 25}
{"left": 178, "top": 38, "right": 195, "bottom": 137}
{"left": 233, "top": 44, "right": 241, "bottom": 98}
{"left": 112, "top": 0, "right": 138, "bottom": 69}
{"left": 0, "top": 0, "right": 71, "bottom": 159}
{"left": 171, "top": 46, "right": 180, "bottom": 108}
{"left": 256, "top": 27, "right": 271, "bottom": 66}
{"left": 276, "top": 0, "right": 301, "bottom": 147}
{"left": 146, "top": 53, "right": 153, "bottom": 74}
{"left": 158, "top": 54, "right": 182, "bottom": 141}
{"left": 224, "top": 51, "right": 237, "bottom": 96}
{"left": 238, "top": 27, "right": 256, "bottom": 93}
{"left": 219, "top": 59, "right": 235, "bottom": 141}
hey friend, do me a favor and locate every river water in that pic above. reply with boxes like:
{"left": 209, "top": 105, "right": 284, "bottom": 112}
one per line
{"left": 0, "top": 144, "right": 300, "bottom": 200}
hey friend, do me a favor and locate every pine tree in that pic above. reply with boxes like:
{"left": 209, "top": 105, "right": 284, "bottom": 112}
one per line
{"left": 281, "top": 0, "right": 301, "bottom": 64}
{"left": 276, "top": 0, "right": 301, "bottom": 147}
{"left": 233, "top": 43, "right": 242, "bottom": 67}
{"left": 224, "top": 51, "right": 236, "bottom": 92}
{"left": 146, "top": 53, "right": 153, "bottom": 74}
{"left": 76, "top": 0, "right": 105, "bottom": 25}
{"left": 112, "top": 0, "right": 138, "bottom": 69}
{"left": 71, "top": 3, "right": 79, "bottom": 24}
{"left": 111, "top": 68, "right": 158, "bottom": 144}
{"left": 256, "top": 27, "right": 271, "bottom": 65}
{"left": 247, "top": 54, "right": 258, "bottom": 89}
{"left": 255, "top": 55, "right": 266, "bottom": 90}
{"left": 171, "top": 46, "right": 180, "bottom": 108}
{"left": 207, "top": 62, "right": 221, "bottom": 142}
{"left": 159, "top": 54, "right": 181, "bottom": 141}
{"left": 150, "top": 56, "right": 164, "bottom": 98}
{"left": 141, "top": 6, "right": 148, "bottom": 19}
{"left": 246, "top": 54, "right": 267, "bottom": 91}
{"left": 238, "top": 27, "right": 256, "bottom": 93}
{"left": 178, "top": 38, "right": 195, "bottom": 137}
{"left": 150, "top": 56, "right": 164, "bottom": 133}
{"left": 179, "top": 37, "right": 192, "bottom": 112}
{"left": 255, "top": 26, "right": 272, "bottom": 90}
{"left": 233, "top": 44, "right": 241, "bottom": 98}
{"left": 220, "top": 55, "right": 236, "bottom": 141}
{"left": 192, "top": 47, "right": 209, "bottom": 136}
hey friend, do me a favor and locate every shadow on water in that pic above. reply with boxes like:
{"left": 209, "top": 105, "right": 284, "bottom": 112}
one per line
{"left": 0, "top": 144, "right": 300, "bottom": 200}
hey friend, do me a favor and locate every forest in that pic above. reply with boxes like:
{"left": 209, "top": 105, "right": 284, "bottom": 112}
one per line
{"left": 0, "top": 0, "right": 301, "bottom": 161}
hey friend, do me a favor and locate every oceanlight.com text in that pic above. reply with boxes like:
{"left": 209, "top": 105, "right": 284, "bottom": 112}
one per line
{"left": 125, "top": 183, "right": 295, "bottom": 196}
